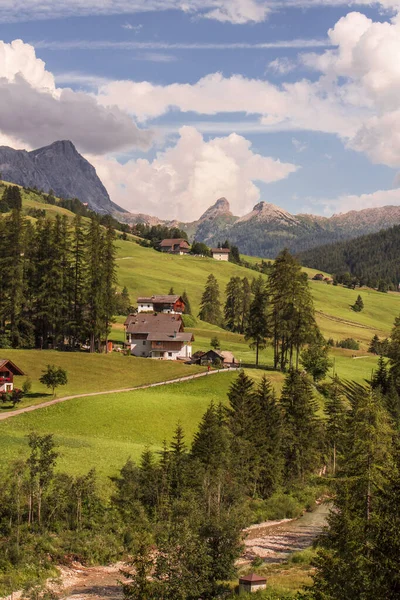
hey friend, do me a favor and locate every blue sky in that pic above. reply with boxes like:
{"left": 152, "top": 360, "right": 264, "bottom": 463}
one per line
{"left": 0, "top": 1, "right": 400, "bottom": 220}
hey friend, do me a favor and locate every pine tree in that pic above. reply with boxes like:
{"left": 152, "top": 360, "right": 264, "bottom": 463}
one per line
{"left": 268, "top": 249, "right": 316, "bottom": 370}
{"left": 325, "top": 376, "right": 347, "bottom": 474}
{"left": 198, "top": 274, "right": 222, "bottom": 325}
{"left": 244, "top": 276, "right": 269, "bottom": 366}
{"left": 70, "top": 215, "right": 87, "bottom": 346}
{"left": 240, "top": 277, "right": 251, "bottom": 334}
{"left": 301, "top": 337, "right": 332, "bottom": 382}
{"left": 310, "top": 384, "right": 394, "bottom": 600}
{"left": 181, "top": 290, "right": 192, "bottom": 315}
{"left": 253, "top": 376, "right": 283, "bottom": 497}
{"left": 102, "top": 219, "right": 117, "bottom": 352}
{"left": 86, "top": 216, "right": 105, "bottom": 353}
{"left": 169, "top": 423, "right": 187, "bottom": 498}
{"left": 224, "top": 276, "right": 243, "bottom": 332}
{"left": 352, "top": 294, "right": 364, "bottom": 312}
{"left": 280, "top": 370, "right": 322, "bottom": 484}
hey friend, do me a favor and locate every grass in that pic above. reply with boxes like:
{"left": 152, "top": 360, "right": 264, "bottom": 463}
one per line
{"left": 0, "top": 349, "right": 204, "bottom": 410}
{"left": 0, "top": 372, "right": 237, "bottom": 487}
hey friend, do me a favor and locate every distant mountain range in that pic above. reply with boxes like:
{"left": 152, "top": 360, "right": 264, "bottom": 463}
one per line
{"left": 123, "top": 197, "right": 400, "bottom": 257}
{"left": 0, "top": 140, "right": 124, "bottom": 214}
{"left": 3, "top": 140, "right": 400, "bottom": 256}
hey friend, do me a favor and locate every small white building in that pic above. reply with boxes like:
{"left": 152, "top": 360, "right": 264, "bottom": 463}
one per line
{"left": 239, "top": 574, "right": 267, "bottom": 594}
{"left": 137, "top": 295, "right": 185, "bottom": 315}
{"left": 212, "top": 248, "right": 230, "bottom": 261}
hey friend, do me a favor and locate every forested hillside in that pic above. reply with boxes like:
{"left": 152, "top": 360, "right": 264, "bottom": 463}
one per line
{"left": 298, "top": 224, "right": 400, "bottom": 290}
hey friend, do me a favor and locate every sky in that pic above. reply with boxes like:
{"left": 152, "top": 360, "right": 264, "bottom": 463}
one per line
{"left": 1, "top": 1, "right": 400, "bottom": 221}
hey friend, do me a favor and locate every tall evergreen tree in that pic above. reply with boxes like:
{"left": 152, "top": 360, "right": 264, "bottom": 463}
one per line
{"left": 244, "top": 276, "right": 269, "bottom": 366}
{"left": 198, "top": 274, "right": 222, "bottom": 325}
{"left": 280, "top": 370, "right": 322, "bottom": 484}
{"left": 224, "top": 276, "right": 243, "bottom": 332}
{"left": 240, "top": 277, "right": 251, "bottom": 334}
{"left": 181, "top": 290, "right": 192, "bottom": 316}
{"left": 102, "top": 219, "right": 117, "bottom": 352}
{"left": 86, "top": 216, "right": 105, "bottom": 352}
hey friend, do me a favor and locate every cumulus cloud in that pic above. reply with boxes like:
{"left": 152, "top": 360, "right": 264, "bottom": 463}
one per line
{"left": 268, "top": 57, "right": 297, "bottom": 75}
{"left": 0, "top": 39, "right": 151, "bottom": 154}
{"left": 88, "top": 126, "right": 299, "bottom": 220}
{"left": 314, "top": 187, "right": 400, "bottom": 216}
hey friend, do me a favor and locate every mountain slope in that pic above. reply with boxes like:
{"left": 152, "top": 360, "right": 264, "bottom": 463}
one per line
{"left": 0, "top": 140, "right": 124, "bottom": 214}
{"left": 298, "top": 224, "right": 400, "bottom": 288}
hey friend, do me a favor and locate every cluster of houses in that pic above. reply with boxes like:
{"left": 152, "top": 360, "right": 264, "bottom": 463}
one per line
{"left": 124, "top": 294, "right": 237, "bottom": 365}
{"left": 160, "top": 238, "right": 230, "bottom": 261}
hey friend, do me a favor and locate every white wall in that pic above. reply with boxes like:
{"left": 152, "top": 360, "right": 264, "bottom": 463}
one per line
{"left": 212, "top": 253, "right": 229, "bottom": 261}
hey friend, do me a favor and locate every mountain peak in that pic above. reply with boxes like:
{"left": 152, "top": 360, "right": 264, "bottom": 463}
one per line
{"left": 199, "top": 197, "right": 232, "bottom": 221}
{"left": 237, "top": 201, "right": 299, "bottom": 225}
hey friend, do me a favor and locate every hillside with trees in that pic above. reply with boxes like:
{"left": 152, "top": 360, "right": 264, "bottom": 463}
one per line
{"left": 298, "top": 224, "right": 400, "bottom": 290}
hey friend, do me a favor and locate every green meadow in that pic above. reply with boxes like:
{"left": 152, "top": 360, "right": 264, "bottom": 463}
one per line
{"left": 0, "top": 373, "right": 237, "bottom": 487}
{"left": 0, "top": 349, "right": 204, "bottom": 409}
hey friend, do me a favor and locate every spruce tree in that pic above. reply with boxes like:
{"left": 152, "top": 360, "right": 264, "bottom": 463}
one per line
{"left": 86, "top": 216, "right": 105, "bottom": 353}
{"left": 224, "top": 276, "right": 243, "bottom": 332}
{"left": 102, "top": 220, "right": 117, "bottom": 352}
{"left": 244, "top": 276, "right": 269, "bottom": 366}
{"left": 181, "top": 290, "right": 192, "bottom": 315}
{"left": 253, "top": 376, "right": 283, "bottom": 497}
{"left": 280, "top": 370, "right": 322, "bottom": 484}
{"left": 198, "top": 274, "right": 222, "bottom": 325}
{"left": 240, "top": 277, "right": 251, "bottom": 334}
{"left": 325, "top": 376, "right": 347, "bottom": 474}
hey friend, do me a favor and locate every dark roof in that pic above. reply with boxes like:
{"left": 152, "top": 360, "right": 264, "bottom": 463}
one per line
{"left": 239, "top": 573, "right": 267, "bottom": 584}
{"left": 137, "top": 295, "right": 182, "bottom": 304}
{"left": 211, "top": 248, "right": 230, "bottom": 254}
{"left": 126, "top": 313, "right": 184, "bottom": 335}
{"left": 160, "top": 238, "right": 190, "bottom": 247}
{"left": 0, "top": 359, "right": 25, "bottom": 376}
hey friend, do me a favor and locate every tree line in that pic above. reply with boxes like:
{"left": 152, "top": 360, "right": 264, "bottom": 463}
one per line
{"left": 298, "top": 223, "right": 400, "bottom": 291}
{"left": 0, "top": 208, "right": 118, "bottom": 352}
{"left": 199, "top": 250, "right": 318, "bottom": 368}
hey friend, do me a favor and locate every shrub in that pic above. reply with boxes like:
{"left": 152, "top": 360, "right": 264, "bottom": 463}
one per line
{"left": 336, "top": 338, "right": 360, "bottom": 350}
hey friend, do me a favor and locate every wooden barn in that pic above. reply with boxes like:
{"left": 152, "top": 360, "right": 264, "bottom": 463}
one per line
{"left": 0, "top": 359, "right": 25, "bottom": 393}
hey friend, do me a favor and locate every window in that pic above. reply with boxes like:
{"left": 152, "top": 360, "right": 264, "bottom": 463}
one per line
{"left": 168, "top": 352, "right": 173, "bottom": 357}
{"left": 143, "top": 341, "right": 146, "bottom": 345}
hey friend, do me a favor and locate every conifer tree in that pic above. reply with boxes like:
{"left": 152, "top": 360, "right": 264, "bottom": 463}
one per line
{"left": 198, "top": 274, "right": 222, "bottom": 325}
{"left": 102, "top": 220, "right": 117, "bottom": 352}
{"left": 169, "top": 423, "right": 187, "bottom": 498}
{"left": 352, "top": 294, "right": 364, "bottom": 312}
{"left": 240, "top": 277, "right": 251, "bottom": 334}
{"left": 87, "top": 216, "right": 105, "bottom": 352}
{"left": 244, "top": 276, "right": 269, "bottom": 366}
{"left": 325, "top": 376, "right": 347, "bottom": 474}
{"left": 253, "top": 376, "right": 283, "bottom": 497}
{"left": 280, "top": 370, "right": 322, "bottom": 483}
{"left": 181, "top": 290, "right": 192, "bottom": 316}
{"left": 224, "top": 276, "right": 243, "bottom": 332}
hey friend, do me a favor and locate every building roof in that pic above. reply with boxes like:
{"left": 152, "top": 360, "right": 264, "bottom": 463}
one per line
{"left": 211, "top": 248, "right": 230, "bottom": 254}
{"left": 160, "top": 238, "right": 190, "bottom": 248}
{"left": 137, "top": 295, "right": 183, "bottom": 304}
{"left": 126, "top": 313, "right": 184, "bottom": 335}
{"left": 0, "top": 359, "right": 25, "bottom": 375}
{"left": 220, "top": 351, "right": 236, "bottom": 363}
{"left": 239, "top": 573, "right": 267, "bottom": 584}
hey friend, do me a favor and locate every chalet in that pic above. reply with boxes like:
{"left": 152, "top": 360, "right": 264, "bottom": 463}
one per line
{"left": 239, "top": 574, "right": 267, "bottom": 594}
{"left": 124, "top": 313, "right": 194, "bottom": 360}
{"left": 212, "top": 248, "right": 230, "bottom": 261}
{"left": 137, "top": 295, "right": 185, "bottom": 314}
{"left": 160, "top": 239, "right": 190, "bottom": 255}
{"left": 0, "top": 359, "right": 24, "bottom": 393}
{"left": 191, "top": 349, "right": 238, "bottom": 367}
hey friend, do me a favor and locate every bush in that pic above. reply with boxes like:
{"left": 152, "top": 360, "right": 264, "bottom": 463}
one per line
{"left": 336, "top": 338, "right": 360, "bottom": 350}
{"left": 182, "top": 314, "right": 197, "bottom": 328}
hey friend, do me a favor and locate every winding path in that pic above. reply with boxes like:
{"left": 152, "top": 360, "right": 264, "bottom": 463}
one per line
{"left": 0, "top": 368, "right": 238, "bottom": 422}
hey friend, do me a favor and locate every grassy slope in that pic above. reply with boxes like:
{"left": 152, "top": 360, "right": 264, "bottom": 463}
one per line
{"left": 0, "top": 350, "right": 204, "bottom": 410}
{"left": 0, "top": 373, "right": 237, "bottom": 487}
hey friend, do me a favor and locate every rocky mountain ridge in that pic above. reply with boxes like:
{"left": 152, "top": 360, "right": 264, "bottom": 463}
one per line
{"left": 123, "top": 198, "right": 400, "bottom": 257}
{"left": 0, "top": 140, "right": 124, "bottom": 214}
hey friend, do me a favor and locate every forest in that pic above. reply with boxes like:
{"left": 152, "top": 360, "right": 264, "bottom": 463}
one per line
{"left": 0, "top": 196, "right": 119, "bottom": 352}
{"left": 298, "top": 224, "right": 400, "bottom": 290}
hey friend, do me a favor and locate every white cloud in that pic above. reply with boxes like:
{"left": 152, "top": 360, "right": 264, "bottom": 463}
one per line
{"left": 268, "top": 57, "right": 297, "bottom": 75}
{"left": 122, "top": 22, "right": 142, "bottom": 32}
{"left": 88, "top": 126, "right": 299, "bottom": 220}
{"left": 132, "top": 52, "right": 177, "bottom": 62}
{"left": 314, "top": 187, "right": 400, "bottom": 216}
{"left": 0, "top": 39, "right": 152, "bottom": 154}
{"left": 292, "top": 137, "right": 308, "bottom": 152}
{"left": 34, "top": 39, "right": 331, "bottom": 51}
{"left": 1, "top": 1, "right": 399, "bottom": 24}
